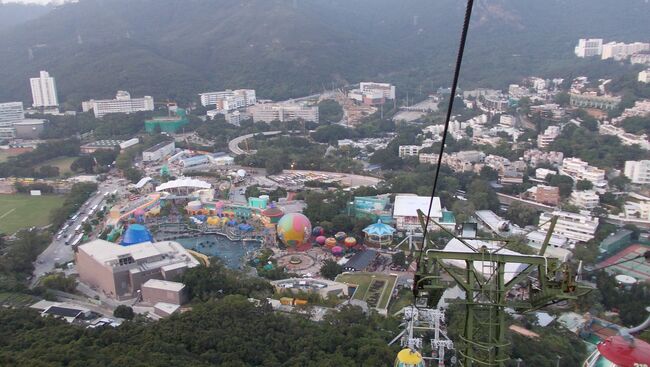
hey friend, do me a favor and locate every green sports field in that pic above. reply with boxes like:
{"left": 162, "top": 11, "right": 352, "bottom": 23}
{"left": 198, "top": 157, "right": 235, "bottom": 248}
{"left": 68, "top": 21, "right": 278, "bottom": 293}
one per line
{"left": 0, "top": 194, "right": 65, "bottom": 234}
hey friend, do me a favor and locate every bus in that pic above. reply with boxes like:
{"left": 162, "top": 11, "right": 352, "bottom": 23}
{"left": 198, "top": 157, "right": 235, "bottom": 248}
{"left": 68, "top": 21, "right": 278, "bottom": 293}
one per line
{"left": 70, "top": 213, "right": 80, "bottom": 221}
{"left": 74, "top": 224, "right": 82, "bottom": 233}
{"left": 61, "top": 224, "right": 70, "bottom": 232}
{"left": 81, "top": 216, "right": 89, "bottom": 224}
{"left": 91, "top": 204, "right": 99, "bottom": 212}
{"left": 71, "top": 234, "right": 84, "bottom": 247}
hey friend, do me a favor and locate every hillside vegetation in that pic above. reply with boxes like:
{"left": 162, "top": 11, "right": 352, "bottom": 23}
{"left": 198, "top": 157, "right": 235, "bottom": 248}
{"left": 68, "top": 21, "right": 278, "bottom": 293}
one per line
{"left": 0, "top": 0, "right": 647, "bottom": 105}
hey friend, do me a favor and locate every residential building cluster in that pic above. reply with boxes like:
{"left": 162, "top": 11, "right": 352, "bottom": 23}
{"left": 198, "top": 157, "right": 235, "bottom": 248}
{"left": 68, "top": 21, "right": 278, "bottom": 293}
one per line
{"left": 560, "top": 157, "right": 607, "bottom": 191}
{"left": 575, "top": 38, "right": 650, "bottom": 61}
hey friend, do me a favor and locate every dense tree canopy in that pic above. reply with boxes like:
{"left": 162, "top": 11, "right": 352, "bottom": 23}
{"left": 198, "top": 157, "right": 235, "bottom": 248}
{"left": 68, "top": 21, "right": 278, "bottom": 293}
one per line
{"left": 549, "top": 125, "right": 645, "bottom": 169}
{"left": 0, "top": 296, "right": 398, "bottom": 367}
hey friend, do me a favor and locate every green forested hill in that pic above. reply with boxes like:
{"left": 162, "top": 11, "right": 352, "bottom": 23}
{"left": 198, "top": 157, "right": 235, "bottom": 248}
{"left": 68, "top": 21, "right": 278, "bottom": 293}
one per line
{"left": 0, "top": 296, "right": 398, "bottom": 367}
{"left": 0, "top": 0, "right": 648, "bottom": 105}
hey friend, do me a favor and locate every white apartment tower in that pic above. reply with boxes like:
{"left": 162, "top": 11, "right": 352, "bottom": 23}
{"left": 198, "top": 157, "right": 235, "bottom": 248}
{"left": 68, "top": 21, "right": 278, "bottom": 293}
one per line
{"left": 574, "top": 39, "right": 603, "bottom": 58}
{"left": 30, "top": 70, "right": 59, "bottom": 108}
{"left": 0, "top": 102, "right": 24, "bottom": 139}
{"left": 624, "top": 160, "right": 650, "bottom": 185}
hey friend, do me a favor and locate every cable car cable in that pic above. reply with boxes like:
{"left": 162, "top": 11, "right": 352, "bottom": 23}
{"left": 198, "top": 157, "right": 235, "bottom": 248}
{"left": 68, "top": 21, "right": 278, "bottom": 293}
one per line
{"left": 414, "top": 0, "right": 475, "bottom": 297}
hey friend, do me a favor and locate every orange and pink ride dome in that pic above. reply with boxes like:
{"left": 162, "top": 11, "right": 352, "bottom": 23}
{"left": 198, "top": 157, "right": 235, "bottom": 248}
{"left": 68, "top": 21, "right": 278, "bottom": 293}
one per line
{"left": 276, "top": 213, "right": 312, "bottom": 249}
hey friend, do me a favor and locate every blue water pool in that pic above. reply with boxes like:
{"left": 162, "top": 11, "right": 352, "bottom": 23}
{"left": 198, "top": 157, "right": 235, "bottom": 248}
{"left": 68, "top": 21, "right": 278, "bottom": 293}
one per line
{"left": 175, "top": 235, "right": 261, "bottom": 269}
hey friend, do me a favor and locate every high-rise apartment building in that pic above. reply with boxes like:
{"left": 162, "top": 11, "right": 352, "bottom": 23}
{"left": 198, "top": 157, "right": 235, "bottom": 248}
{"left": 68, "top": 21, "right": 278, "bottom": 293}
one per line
{"left": 30, "top": 70, "right": 59, "bottom": 108}
{"left": 82, "top": 91, "right": 154, "bottom": 118}
{"left": 0, "top": 102, "right": 24, "bottom": 139}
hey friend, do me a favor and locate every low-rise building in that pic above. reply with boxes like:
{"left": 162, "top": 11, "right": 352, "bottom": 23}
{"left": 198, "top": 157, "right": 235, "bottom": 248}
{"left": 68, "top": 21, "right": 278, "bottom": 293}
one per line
{"left": 560, "top": 157, "right": 606, "bottom": 189}
{"left": 343, "top": 249, "right": 379, "bottom": 272}
{"left": 624, "top": 160, "right": 650, "bottom": 185}
{"left": 398, "top": 145, "right": 422, "bottom": 158}
{"left": 0, "top": 101, "right": 24, "bottom": 139}
{"left": 599, "top": 124, "right": 650, "bottom": 150}
{"left": 499, "top": 114, "right": 516, "bottom": 127}
{"left": 623, "top": 192, "right": 650, "bottom": 221}
{"left": 142, "top": 140, "right": 175, "bottom": 162}
{"left": 348, "top": 82, "right": 396, "bottom": 105}
{"left": 83, "top": 91, "right": 154, "bottom": 118}
{"left": 13, "top": 119, "right": 46, "bottom": 139}
{"left": 537, "top": 125, "right": 561, "bottom": 148}
{"left": 144, "top": 108, "right": 189, "bottom": 134}
{"left": 639, "top": 69, "right": 650, "bottom": 84}
{"left": 575, "top": 39, "right": 603, "bottom": 58}
{"left": 80, "top": 140, "right": 123, "bottom": 154}
{"left": 392, "top": 194, "right": 453, "bottom": 232}
{"left": 141, "top": 279, "right": 188, "bottom": 305}
{"left": 535, "top": 168, "right": 556, "bottom": 180}
{"left": 249, "top": 103, "right": 319, "bottom": 123}
{"left": 523, "top": 149, "right": 563, "bottom": 167}
{"left": 570, "top": 190, "right": 600, "bottom": 209}
{"left": 631, "top": 53, "right": 650, "bottom": 65}
{"left": 539, "top": 210, "right": 599, "bottom": 243}
{"left": 527, "top": 185, "right": 561, "bottom": 206}
{"left": 529, "top": 104, "right": 566, "bottom": 121}
{"left": 569, "top": 93, "right": 620, "bottom": 110}
{"left": 601, "top": 41, "right": 650, "bottom": 60}
{"left": 76, "top": 239, "right": 199, "bottom": 300}
{"left": 199, "top": 89, "right": 256, "bottom": 109}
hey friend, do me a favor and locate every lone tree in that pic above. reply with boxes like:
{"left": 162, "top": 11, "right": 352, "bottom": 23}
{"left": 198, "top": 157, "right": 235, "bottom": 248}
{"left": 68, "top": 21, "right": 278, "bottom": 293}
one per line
{"left": 113, "top": 305, "right": 135, "bottom": 320}
{"left": 320, "top": 259, "right": 343, "bottom": 280}
{"left": 392, "top": 251, "right": 407, "bottom": 269}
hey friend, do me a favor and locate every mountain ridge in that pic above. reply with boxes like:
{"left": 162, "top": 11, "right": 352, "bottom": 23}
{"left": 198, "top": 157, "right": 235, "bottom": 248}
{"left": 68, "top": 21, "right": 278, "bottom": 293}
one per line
{"left": 0, "top": 0, "right": 648, "bottom": 105}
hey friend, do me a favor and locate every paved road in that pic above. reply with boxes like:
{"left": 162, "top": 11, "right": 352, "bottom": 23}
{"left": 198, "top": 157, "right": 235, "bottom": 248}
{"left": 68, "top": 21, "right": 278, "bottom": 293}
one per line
{"left": 228, "top": 130, "right": 284, "bottom": 155}
{"left": 31, "top": 178, "right": 124, "bottom": 286}
{"left": 228, "top": 130, "right": 306, "bottom": 156}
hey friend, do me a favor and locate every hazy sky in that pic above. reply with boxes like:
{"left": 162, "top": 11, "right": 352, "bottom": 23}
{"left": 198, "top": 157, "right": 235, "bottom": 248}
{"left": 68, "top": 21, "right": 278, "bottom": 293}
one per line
{"left": 2, "top": 0, "right": 59, "bottom": 4}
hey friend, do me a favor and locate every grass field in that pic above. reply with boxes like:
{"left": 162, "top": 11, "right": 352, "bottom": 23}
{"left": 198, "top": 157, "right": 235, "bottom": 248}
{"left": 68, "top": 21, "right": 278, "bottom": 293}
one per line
{"left": 0, "top": 194, "right": 66, "bottom": 234}
{"left": 35, "top": 156, "right": 76, "bottom": 176}
{"left": 0, "top": 151, "right": 17, "bottom": 163}
{"left": 335, "top": 272, "right": 398, "bottom": 311}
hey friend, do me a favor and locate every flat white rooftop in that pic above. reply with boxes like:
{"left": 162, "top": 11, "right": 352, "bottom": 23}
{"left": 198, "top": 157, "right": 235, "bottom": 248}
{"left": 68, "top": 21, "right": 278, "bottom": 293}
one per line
{"left": 143, "top": 279, "right": 186, "bottom": 292}
{"left": 79, "top": 239, "right": 199, "bottom": 268}
{"left": 393, "top": 194, "right": 442, "bottom": 218}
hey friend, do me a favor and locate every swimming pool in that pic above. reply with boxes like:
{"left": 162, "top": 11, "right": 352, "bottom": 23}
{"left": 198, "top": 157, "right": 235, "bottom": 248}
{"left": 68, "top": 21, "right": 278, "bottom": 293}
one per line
{"left": 175, "top": 235, "right": 261, "bottom": 269}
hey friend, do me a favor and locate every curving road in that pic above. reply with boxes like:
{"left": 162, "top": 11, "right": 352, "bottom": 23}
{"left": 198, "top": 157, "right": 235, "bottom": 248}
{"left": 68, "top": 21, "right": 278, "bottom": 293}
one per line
{"left": 228, "top": 130, "right": 305, "bottom": 156}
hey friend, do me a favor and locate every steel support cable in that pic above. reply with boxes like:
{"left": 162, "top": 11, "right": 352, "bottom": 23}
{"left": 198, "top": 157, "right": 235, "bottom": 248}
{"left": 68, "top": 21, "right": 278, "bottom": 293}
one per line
{"left": 414, "top": 0, "right": 475, "bottom": 284}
